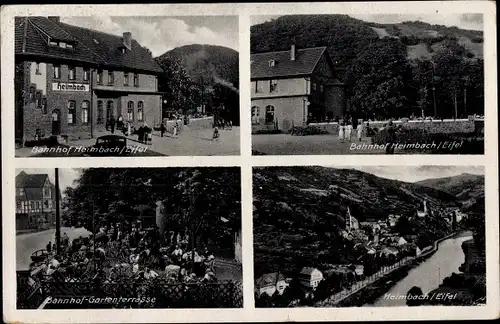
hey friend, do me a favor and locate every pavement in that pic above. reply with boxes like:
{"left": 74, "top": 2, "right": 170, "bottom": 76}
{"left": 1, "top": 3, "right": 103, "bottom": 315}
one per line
{"left": 252, "top": 134, "right": 404, "bottom": 155}
{"left": 16, "top": 127, "right": 240, "bottom": 157}
{"left": 16, "top": 227, "right": 91, "bottom": 270}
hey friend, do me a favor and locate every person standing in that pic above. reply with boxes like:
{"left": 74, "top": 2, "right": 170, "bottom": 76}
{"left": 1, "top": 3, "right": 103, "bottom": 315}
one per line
{"left": 212, "top": 126, "right": 220, "bottom": 141}
{"left": 338, "top": 119, "right": 345, "bottom": 143}
{"left": 160, "top": 122, "right": 166, "bottom": 138}
{"left": 173, "top": 121, "right": 179, "bottom": 139}
{"left": 110, "top": 117, "right": 116, "bottom": 134}
{"left": 357, "top": 122, "right": 363, "bottom": 142}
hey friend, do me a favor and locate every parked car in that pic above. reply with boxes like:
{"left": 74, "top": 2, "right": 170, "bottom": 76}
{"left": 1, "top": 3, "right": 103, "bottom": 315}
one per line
{"left": 83, "top": 135, "right": 130, "bottom": 157}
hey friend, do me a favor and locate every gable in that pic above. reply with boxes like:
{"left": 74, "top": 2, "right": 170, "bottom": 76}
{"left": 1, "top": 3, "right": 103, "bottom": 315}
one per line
{"left": 313, "top": 52, "right": 334, "bottom": 78}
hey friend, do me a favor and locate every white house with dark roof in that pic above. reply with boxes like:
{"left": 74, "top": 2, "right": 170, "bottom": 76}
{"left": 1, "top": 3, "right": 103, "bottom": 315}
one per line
{"left": 298, "top": 267, "right": 324, "bottom": 289}
{"left": 255, "top": 272, "right": 288, "bottom": 296}
{"left": 251, "top": 45, "right": 345, "bottom": 131}
{"left": 15, "top": 16, "right": 164, "bottom": 144}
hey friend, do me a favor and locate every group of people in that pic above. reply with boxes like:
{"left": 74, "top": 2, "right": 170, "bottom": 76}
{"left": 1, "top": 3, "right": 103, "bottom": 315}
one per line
{"left": 105, "top": 116, "right": 125, "bottom": 134}
{"left": 35, "top": 223, "right": 219, "bottom": 286}
{"left": 338, "top": 116, "right": 364, "bottom": 143}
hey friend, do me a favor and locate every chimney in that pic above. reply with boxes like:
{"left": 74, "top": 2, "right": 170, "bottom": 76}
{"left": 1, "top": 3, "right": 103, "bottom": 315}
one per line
{"left": 123, "top": 32, "right": 132, "bottom": 50}
{"left": 48, "top": 16, "right": 60, "bottom": 23}
{"left": 290, "top": 44, "right": 296, "bottom": 61}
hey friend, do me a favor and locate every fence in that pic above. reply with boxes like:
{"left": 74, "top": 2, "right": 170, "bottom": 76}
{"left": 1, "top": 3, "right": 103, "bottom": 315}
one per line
{"left": 17, "top": 271, "right": 242, "bottom": 309}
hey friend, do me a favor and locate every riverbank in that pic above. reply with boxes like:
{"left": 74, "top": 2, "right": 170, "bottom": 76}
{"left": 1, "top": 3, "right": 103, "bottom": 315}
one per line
{"left": 336, "top": 231, "right": 461, "bottom": 307}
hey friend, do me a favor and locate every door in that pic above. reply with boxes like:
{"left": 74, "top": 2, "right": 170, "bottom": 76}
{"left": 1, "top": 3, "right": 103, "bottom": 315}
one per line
{"left": 51, "top": 109, "right": 61, "bottom": 135}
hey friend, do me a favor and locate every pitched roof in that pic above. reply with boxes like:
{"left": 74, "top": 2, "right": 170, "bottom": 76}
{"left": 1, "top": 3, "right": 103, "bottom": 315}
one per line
{"left": 16, "top": 172, "right": 48, "bottom": 188}
{"left": 300, "top": 267, "right": 319, "bottom": 276}
{"left": 16, "top": 17, "right": 162, "bottom": 73}
{"left": 255, "top": 272, "right": 285, "bottom": 287}
{"left": 251, "top": 46, "right": 327, "bottom": 79}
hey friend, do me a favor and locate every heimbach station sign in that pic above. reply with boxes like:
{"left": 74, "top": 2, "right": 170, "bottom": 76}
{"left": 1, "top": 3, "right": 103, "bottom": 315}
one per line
{"left": 52, "top": 82, "right": 90, "bottom": 92}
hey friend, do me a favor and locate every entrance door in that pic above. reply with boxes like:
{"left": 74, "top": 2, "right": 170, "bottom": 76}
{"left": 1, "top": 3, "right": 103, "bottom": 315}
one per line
{"left": 51, "top": 109, "right": 61, "bottom": 135}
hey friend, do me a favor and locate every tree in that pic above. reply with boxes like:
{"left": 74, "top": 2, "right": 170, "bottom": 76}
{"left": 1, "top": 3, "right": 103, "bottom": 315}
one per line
{"left": 406, "top": 286, "right": 425, "bottom": 306}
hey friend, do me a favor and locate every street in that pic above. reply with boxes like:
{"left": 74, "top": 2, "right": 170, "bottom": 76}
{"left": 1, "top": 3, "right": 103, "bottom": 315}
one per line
{"left": 16, "top": 227, "right": 91, "bottom": 270}
{"left": 252, "top": 134, "right": 396, "bottom": 155}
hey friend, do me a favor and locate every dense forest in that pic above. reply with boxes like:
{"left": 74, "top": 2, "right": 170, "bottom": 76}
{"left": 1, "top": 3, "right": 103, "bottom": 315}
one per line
{"left": 155, "top": 45, "right": 240, "bottom": 123}
{"left": 251, "top": 15, "right": 484, "bottom": 119}
{"left": 253, "top": 166, "right": 459, "bottom": 277}
{"left": 62, "top": 168, "right": 241, "bottom": 252}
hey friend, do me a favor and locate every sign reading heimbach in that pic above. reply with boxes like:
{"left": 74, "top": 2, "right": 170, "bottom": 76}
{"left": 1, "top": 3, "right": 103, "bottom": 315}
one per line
{"left": 52, "top": 82, "right": 90, "bottom": 92}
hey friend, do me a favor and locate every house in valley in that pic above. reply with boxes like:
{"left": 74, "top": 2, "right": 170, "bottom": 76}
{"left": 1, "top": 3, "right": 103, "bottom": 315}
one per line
{"left": 298, "top": 267, "right": 324, "bottom": 289}
{"left": 255, "top": 272, "right": 288, "bottom": 297}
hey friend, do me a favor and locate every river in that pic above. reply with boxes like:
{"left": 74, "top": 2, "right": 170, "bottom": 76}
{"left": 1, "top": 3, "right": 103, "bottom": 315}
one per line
{"left": 371, "top": 233, "right": 473, "bottom": 307}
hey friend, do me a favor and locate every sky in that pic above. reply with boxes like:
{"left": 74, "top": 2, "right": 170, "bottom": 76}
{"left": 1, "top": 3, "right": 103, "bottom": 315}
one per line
{"left": 348, "top": 166, "right": 485, "bottom": 183}
{"left": 251, "top": 13, "right": 483, "bottom": 31}
{"left": 17, "top": 168, "right": 81, "bottom": 196}
{"left": 61, "top": 16, "right": 239, "bottom": 57}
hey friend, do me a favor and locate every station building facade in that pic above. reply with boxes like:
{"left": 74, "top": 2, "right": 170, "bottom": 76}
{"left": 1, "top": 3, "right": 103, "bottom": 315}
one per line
{"left": 15, "top": 16, "right": 164, "bottom": 144}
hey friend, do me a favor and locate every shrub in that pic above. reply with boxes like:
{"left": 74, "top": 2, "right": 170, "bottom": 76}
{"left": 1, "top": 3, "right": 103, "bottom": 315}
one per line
{"left": 289, "top": 125, "right": 328, "bottom": 136}
{"left": 471, "top": 36, "right": 483, "bottom": 43}
{"left": 252, "top": 128, "right": 282, "bottom": 135}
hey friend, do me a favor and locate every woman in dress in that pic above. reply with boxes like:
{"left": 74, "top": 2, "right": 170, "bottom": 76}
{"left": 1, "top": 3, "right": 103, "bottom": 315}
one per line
{"left": 338, "top": 118, "right": 345, "bottom": 143}
{"left": 357, "top": 121, "right": 363, "bottom": 142}
{"left": 346, "top": 117, "right": 353, "bottom": 142}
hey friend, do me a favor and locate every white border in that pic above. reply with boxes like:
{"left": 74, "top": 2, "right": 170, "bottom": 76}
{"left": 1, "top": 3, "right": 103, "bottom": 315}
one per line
{"left": 2, "top": 1, "right": 499, "bottom": 322}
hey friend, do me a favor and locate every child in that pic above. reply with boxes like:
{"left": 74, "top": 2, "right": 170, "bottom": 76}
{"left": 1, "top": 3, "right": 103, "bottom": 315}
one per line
{"left": 212, "top": 126, "right": 220, "bottom": 141}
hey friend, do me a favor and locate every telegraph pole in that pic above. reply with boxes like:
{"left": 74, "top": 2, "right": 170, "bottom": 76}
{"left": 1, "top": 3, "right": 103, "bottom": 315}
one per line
{"left": 55, "top": 168, "right": 61, "bottom": 255}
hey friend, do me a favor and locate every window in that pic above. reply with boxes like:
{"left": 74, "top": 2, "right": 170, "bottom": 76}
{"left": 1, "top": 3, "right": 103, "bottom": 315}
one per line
{"left": 53, "top": 65, "right": 61, "bottom": 79}
{"left": 44, "top": 200, "right": 49, "bottom": 208}
{"left": 312, "top": 82, "right": 317, "bottom": 92}
{"left": 133, "top": 73, "right": 139, "bottom": 87}
{"left": 251, "top": 106, "right": 260, "bottom": 125}
{"left": 42, "top": 98, "right": 47, "bottom": 114}
{"left": 35, "top": 63, "right": 41, "bottom": 75}
{"left": 68, "top": 66, "right": 76, "bottom": 80}
{"left": 49, "top": 40, "right": 58, "bottom": 46}
{"left": 97, "top": 101, "right": 104, "bottom": 124}
{"left": 43, "top": 186, "right": 52, "bottom": 198}
{"left": 83, "top": 68, "right": 90, "bottom": 81}
{"left": 106, "top": 101, "right": 114, "bottom": 121}
{"left": 137, "top": 101, "right": 144, "bottom": 121}
{"left": 269, "top": 60, "right": 275, "bottom": 67}
{"left": 124, "top": 72, "right": 129, "bottom": 86}
{"left": 265, "top": 105, "right": 275, "bottom": 124}
{"left": 59, "top": 42, "right": 66, "bottom": 48}
{"left": 108, "top": 71, "right": 114, "bottom": 85}
{"left": 66, "top": 43, "right": 74, "bottom": 49}
{"left": 67, "top": 100, "right": 76, "bottom": 125}
{"left": 17, "top": 188, "right": 24, "bottom": 196}
{"left": 97, "top": 70, "right": 103, "bottom": 84}
{"left": 270, "top": 79, "right": 278, "bottom": 93}
{"left": 30, "top": 201, "right": 35, "bottom": 210}
{"left": 81, "top": 101, "right": 89, "bottom": 125}
{"left": 127, "top": 101, "right": 134, "bottom": 121}
{"left": 17, "top": 201, "right": 22, "bottom": 210}
{"left": 36, "top": 91, "right": 42, "bottom": 108}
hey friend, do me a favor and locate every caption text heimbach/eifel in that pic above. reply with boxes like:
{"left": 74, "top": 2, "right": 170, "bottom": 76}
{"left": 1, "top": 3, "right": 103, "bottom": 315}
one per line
{"left": 350, "top": 141, "right": 464, "bottom": 151}
{"left": 44, "top": 296, "right": 157, "bottom": 305}
{"left": 30, "top": 145, "right": 148, "bottom": 155}
{"left": 382, "top": 292, "right": 459, "bottom": 301}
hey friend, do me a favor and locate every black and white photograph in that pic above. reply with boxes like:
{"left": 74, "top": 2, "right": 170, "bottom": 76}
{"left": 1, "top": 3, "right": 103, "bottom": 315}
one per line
{"left": 16, "top": 167, "right": 242, "bottom": 309}
{"left": 14, "top": 16, "right": 240, "bottom": 157}
{"left": 253, "top": 166, "right": 485, "bottom": 307}
{"left": 250, "top": 14, "right": 485, "bottom": 155}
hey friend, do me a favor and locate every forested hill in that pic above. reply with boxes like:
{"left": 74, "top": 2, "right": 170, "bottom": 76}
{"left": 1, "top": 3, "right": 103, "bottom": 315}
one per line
{"left": 156, "top": 44, "right": 239, "bottom": 88}
{"left": 251, "top": 15, "right": 484, "bottom": 119}
{"left": 417, "top": 173, "right": 484, "bottom": 201}
{"left": 253, "top": 166, "right": 459, "bottom": 275}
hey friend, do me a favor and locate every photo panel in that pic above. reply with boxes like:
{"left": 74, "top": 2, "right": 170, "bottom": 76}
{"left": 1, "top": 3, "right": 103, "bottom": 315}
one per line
{"left": 253, "top": 165, "right": 485, "bottom": 307}
{"left": 14, "top": 16, "right": 240, "bottom": 157}
{"left": 15, "top": 167, "right": 243, "bottom": 309}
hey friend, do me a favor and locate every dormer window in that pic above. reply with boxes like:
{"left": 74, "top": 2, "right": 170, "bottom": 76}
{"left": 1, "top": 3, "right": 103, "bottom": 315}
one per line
{"left": 269, "top": 60, "right": 275, "bottom": 67}
{"left": 49, "top": 40, "right": 58, "bottom": 46}
{"left": 66, "top": 43, "right": 74, "bottom": 49}
{"left": 59, "top": 42, "right": 66, "bottom": 48}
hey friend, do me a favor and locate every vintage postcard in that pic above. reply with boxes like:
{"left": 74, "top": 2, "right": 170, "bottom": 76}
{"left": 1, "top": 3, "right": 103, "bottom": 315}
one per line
{"left": 1, "top": 1, "right": 499, "bottom": 323}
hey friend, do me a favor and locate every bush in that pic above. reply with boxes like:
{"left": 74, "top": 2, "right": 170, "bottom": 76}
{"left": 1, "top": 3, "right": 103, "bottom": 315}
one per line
{"left": 289, "top": 125, "right": 328, "bottom": 136}
{"left": 253, "top": 129, "right": 282, "bottom": 135}
{"left": 471, "top": 36, "right": 483, "bottom": 43}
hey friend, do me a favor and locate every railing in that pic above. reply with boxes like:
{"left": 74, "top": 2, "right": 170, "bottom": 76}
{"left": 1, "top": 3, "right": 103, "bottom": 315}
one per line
{"left": 17, "top": 271, "right": 242, "bottom": 309}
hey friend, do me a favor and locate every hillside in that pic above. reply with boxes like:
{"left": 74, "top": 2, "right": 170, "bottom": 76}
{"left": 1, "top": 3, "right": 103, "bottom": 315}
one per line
{"left": 417, "top": 173, "right": 484, "bottom": 201}
{"left": 251, "top": 15, "right": 484, "bottom": 118}
{"left": 253, "top": 166, "right": 459, "bottom": 276}
{"left": 156, "top": 44, "right": 239, "bottom": 89}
